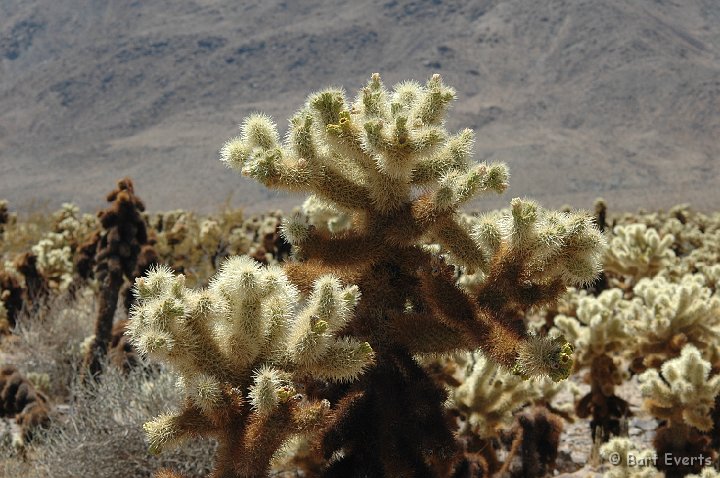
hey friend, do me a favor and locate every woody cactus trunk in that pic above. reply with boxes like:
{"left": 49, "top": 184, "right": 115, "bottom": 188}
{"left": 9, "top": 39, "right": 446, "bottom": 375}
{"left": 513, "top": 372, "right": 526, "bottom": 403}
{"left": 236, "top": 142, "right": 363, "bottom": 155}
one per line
{"left": 215, "top": 74, "right": 606, "bottom": 476}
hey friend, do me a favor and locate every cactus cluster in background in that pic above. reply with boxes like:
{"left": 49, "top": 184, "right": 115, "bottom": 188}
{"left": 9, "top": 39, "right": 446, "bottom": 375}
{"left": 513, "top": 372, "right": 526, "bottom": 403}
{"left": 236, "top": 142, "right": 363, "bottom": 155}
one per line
{"left": 603, "top": 224, "right": 675, "bottom": 286}
{"left": 150, "top": 208, "right": 290, "bottom": 287}
{"left": 631, "top": 274, "right": 720, "bottom": 371}
{"left": 29, "top": 203, "right": 98, "bottom": 292}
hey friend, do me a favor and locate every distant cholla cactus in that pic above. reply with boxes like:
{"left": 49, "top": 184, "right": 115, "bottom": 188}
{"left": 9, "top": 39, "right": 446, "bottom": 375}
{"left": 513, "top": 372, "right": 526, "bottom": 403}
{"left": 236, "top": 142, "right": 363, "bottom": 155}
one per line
{"left": 553, "top": 288, "right": 636, "bottom": 440}
{"left": 450, "top": 351, "right": 535, "bottom": 475}
{"left": 196, "top": 207, "right": 252, "bottom": 267}
{"left": 0, "top": 268, "right": 23, "bottom": 330}
{"left": 151, "top": 208, "right": 286, "bottom": 285}
{"left": 52, "top": 203, "right": 98, "bottom": 241}
{"left": 244, "top": 211, "right": 291, "bottom": 265}
{"left": 127, "top": 259, "right": 374, "bottom": 477}
{"left": 599, "top": 437, "right": 660, "bottom": 478}
{"left": 198, "top": 219, "right": 222, "bottom": 250}
{"left": 604, "top": 224, "right": 675, "bottom": 284}
{"left": 449, "top": 352, "right": 572, "bottom": 476}
{"left": 452, "top": 352, "right": 534, "bottom": 439}
{"left": 82, "top": 178, "right": 158, "bottom": 378}
{"left": 554, "top": 289, "right": 636, "bottom": 368}
{"left": 31, "top": 233, "right": 74, "bottom": 290}
{"left": 638, "top": 345, "right": 720, "bottom": 475}
{"left": 631, "top": 274, "right": 720, "bottom": 369}
{"left": 593, "top": 198, "right": 608, "bottom": 233}
{"left": 0, "top": 365, "right": 51, "bottom": 445}
{"left": 641, "top": 209, "right": 720, "bottom": 281}
{"left": 219, "top": 73, "right": 606, "bottom": 476}
{"left": 0, "top": 199, "right": 9, "bottom": 234}
{"left": 151, "top": 210, "right": 201, "bottom": 278}
{"left": 25, "top": 203, "right": 98, "bottom": 291}
{"left": 639, "top": 345, "right": 720, "bottom": 432}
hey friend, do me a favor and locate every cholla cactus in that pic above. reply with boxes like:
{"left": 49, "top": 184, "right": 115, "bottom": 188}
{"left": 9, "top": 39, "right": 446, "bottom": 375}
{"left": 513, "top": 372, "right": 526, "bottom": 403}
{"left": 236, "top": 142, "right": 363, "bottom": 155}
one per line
{"left": 220, "top": 73, "right": 605, "bottom": 476}
{"left": 453, "top": 351, "right": 534, "bottom": 436}
{"left": 13, "top": 252, "right": 49, "bottom": 310}
{"left": 507, "top": 406, "right": 564, "bottom": 478}
{"left": 0, "top": 270, "right": 22, "bottom": 330}
{"left": 604, "top": 224, "right": 675, "bottom": 284}
{"left": 554, "top": 289, "right": 636, "bottom": 368}
{"left": 600, "top": 437, "right": 660, "bottom": 478}
{"left": 594, "top": 198, "right": 609, "bottom": 233}
{"left": 53, "top": 203, "right": 98, "bottom": 244}
{"left": 645, "top": 209, "right": 720, "bottom": 282}
{"left": 127, "top": 259, "right": 374, "bottom": 477}
{"left": 554, "top": 288, "right": 636, "bottom": 439}
{"left": 631, "top": 274, "right": 720, "bottom": 369}
{"left": 83, "top": 178, "right": 158, "bottom": 377}
{"left": 31, "top": 233, "right": 74, "bottom": 291}
{"left": 638, "top": 345, "right": 720, "bottom": 476}
{"left": 447, "top": 352, "right": 572, "bottom": 476}
{"left": 450, "top": 351, "right": 535, "bottom": 475}
{"left": 0, "top": 365, "right": 51, "bottom": 445}
{"left": 26, "top": 203, "right": 100, "bottom": 291}
{"left": 152, "top": 210, "right": 203, "bottom": 281}
{"left": 197, "top": 207, "right": 252, "bottom": 269}
{"left": 0, "top": 200, "right": 9, "bottom": 234}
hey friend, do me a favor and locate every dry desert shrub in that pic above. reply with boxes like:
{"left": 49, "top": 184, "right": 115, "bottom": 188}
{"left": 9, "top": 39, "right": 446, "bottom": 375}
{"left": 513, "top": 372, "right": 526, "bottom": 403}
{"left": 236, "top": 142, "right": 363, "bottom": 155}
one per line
{"left": 2, "top": 364, "right": 215, "bottom": 478}
{"left": 7, "top": 290, "right": 96, "bottom": 400}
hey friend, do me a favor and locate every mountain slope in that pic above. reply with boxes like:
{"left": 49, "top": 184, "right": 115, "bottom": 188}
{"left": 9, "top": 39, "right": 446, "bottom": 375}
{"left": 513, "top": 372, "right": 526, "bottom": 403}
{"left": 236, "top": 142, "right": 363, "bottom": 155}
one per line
{"left": 1, "top": 0, "right": 718, "bottom": 213}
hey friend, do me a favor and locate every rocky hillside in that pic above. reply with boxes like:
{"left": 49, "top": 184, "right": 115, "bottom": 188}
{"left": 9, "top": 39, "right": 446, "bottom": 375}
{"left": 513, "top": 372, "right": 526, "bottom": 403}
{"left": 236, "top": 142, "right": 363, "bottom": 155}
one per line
{"left": 1, "top": 0, "right": 718, "bottom": 213}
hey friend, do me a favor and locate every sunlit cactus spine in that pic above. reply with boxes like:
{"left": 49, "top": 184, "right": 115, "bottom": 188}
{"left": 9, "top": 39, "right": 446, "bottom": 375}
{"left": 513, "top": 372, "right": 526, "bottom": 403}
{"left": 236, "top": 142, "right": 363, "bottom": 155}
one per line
{"left": 220, "top": 73, "right": 606, "bottom": 476}
{"left": 127, "top": 258, "right": 374, "bottom": 478}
